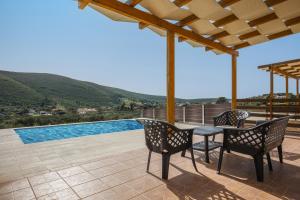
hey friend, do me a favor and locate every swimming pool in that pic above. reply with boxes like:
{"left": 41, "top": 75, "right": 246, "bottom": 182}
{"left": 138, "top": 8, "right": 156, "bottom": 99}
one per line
{"left": 15, "top": 120, "right": 143, "bottom": 144}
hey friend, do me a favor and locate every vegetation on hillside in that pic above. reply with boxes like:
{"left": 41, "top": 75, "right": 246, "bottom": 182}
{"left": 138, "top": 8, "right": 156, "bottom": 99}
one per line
{"left": 0, "top": 70, "right": 217, "bottom": 128}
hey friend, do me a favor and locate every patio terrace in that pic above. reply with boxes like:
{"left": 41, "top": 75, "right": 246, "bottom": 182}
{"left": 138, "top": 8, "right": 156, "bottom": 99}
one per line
{"left": 0, "top": 124, "right": 299, "bottom": 200}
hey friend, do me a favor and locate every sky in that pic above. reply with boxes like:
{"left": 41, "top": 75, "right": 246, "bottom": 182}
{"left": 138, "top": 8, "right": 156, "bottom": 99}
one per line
{"left": 0, "top": 0, "right": 300, "bottom": 99}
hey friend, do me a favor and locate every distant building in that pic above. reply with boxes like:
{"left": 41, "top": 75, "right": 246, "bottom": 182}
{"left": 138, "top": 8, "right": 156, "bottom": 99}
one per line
{"left": 28, "top": 109, "right": 37, "bottom": 116}
{"left": 77, "top": 108, "right": 97, "bottom": 115}
{"left": 39, "top": 111, "right": 52, "bottom": 116}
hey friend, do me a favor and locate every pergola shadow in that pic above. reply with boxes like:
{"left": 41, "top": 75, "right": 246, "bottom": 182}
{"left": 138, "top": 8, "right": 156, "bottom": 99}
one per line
{"left": 166, "top": 163, "right": 247, "bottom": 200}
{"left": 189, "top": 150, "right": 300, "bottom": 200}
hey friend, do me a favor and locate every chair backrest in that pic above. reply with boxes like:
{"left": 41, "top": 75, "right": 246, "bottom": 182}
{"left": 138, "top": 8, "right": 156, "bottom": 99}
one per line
{"left": 265, "top": 116, "right": 289, "bottom": 151}
{"left": 215, "top": 110, "right": 250, "bottom": 127}
{"left": 140, "top": 119, "right": 192, "bottom": 154}
{"left": 228, "top": 110, "right": 250, "bottom": 127}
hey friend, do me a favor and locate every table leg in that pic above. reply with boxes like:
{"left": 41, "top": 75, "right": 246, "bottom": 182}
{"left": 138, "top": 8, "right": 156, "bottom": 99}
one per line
{"left": 204, "top": 135, "right": 209, "bottom": 163}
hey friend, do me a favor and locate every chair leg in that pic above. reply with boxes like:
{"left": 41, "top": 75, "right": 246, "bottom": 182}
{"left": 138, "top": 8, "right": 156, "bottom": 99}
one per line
{"left": 190, "top": 148, "right": 198, "bottom": 172}
{"left": 254, "top": 155, "right": 264, "bottom": 182}
{"left": 278, "top": 145, "right": 283, "bottom": 163}
{"left": 266, "top": 153, "right": 273, "bottom": 171}
{"left": 162, "top": 154, "right": 171, "bottom": 180}
{"left": 226, "top": 148, "right": 231, "bottom": 153}
{"left": 181, "top": 150, "right": 186, "bottom": 157}
{"left": 146, "top": 151, "right": 152, "bottom": 172}
{"left": 217, "top": 146, "right": 224, "bottom": 174}
{"left": 212, "top": 135, "right": 216, "bottom": 141}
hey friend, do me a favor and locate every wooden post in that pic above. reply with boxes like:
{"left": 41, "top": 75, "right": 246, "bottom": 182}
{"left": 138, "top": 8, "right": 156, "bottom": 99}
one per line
{"left": 270, "top": 69, "right": 274, "bottom": 119}
{"left": 297, "top": 79, "right": 299, "bottom": 99}
{"left": 285, "top": 75, "right": 289, "bottom": 99}
{"left": 166, "top": 31, "right": 175, "bottom": 124}
{"left": 231, "top": 55, "right": 237, "bottom": 110}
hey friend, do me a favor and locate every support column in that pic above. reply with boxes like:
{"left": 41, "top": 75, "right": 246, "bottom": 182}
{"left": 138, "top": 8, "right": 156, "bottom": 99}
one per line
{"left": 297, "top": 79, "right": 299, "bottom": 99}
{"left": 270, "top": 69, "right": 274, "bottom": 119}
{"left": 285, "top": 75, "right": 289, "bottom": 99}
{"left": 166, "top": 31, "right": 175, "bottom": 124}
{"left": 231, "top": 55, "right": 237, "bottom": 110}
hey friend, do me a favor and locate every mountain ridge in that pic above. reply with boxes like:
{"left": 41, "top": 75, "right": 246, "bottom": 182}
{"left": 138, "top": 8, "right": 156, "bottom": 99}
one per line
{"left": 0, "top": 70, "right": 217, "bottom": 108}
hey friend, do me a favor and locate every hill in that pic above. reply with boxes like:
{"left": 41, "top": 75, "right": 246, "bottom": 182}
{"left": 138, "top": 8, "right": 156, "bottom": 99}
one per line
{"left": 0, "top": 70, "right": 216, "bottom": 109}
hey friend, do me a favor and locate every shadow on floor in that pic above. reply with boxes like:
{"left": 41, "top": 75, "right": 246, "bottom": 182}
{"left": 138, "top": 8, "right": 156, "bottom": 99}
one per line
{"left": 185, "top": 149, "right": 300, "bottom": 200}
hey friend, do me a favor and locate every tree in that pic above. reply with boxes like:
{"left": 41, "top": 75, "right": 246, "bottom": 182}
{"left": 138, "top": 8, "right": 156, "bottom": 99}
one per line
{"left": 216, "top": 97, "right": 228, "bottom": 104}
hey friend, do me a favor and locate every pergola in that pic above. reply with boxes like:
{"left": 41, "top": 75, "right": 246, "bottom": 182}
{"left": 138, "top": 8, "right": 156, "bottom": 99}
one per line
{"left": 78, "top": 0, "right": 300, "bottom": 124}
{"left": 258, "top": 58, "right": 300, "bottom": 118}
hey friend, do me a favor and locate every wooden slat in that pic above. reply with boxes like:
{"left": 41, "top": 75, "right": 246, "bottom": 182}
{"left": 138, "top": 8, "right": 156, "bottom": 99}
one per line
{"left": 218, "top": 0, "right": 241, "bottom": 8}
{"left": 258, "top": 59, "right": 300, "bottom": 69}
{"left": 173, "top": 0, "right": 192, "bottom": 7}
{"left": 90, "top": 0, "right": 238, "bottom": 55}
{"left": 239, "top": 30, "right": 260, "bottom": 40}
{"left": 233, "top": 42, "right": 250, "bottom": 49}
{"left": 213, "top": 14, "right": 238, "bottom": 27}
{"left": 264, "top": 0, "right": 287, "bottom": 7}
{"left": 209, "top": 31, "right": 229, "bottom": 40}
{"left": 126, "top": 0, "right": 143, "bottom": 7}
{"left": 285, "top": 16, "right": 300, "bottom": 27}
{"left": 267, "top": 29, "right": 293, "bottom": 40}
{"left": 176, "top": 14, "right": 199, "bottom": 27}
{"left": 248, "top": 13, "right": 278, "bottom": 27}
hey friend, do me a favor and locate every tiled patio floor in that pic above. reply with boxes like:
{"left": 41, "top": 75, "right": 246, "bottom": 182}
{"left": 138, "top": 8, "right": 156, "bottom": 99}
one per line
{"left": 0, "top": 126, "right": 300, "bottom": 199}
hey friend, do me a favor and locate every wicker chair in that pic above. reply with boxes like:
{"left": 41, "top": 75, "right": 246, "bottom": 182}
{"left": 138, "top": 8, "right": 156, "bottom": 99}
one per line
{"left": 217, "top": 116, "right": 289, "bottom": 182}
{"left": 137, "top": 119, "right": 198, "bottom": 180}
{"left": 213, "top": 110, "right": 250, "bottom": 128}
{"left": 212, "top": 110, "right": 250, "bottom": 143}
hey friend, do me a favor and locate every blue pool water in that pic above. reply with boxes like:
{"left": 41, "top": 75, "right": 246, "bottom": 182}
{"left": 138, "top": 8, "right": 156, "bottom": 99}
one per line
{"left": 15, "top": 120, "right": 143, "bottom": 144}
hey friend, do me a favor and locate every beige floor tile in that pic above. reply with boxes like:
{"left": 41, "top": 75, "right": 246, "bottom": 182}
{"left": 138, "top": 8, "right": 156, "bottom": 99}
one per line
{"left": 126, "top": 175, "right": 162, "bottom": 194}
{"left": 0, "top": 183, "right": 12, "bottom": 195}
{"left": 57, "top": 167, "right": 85, "bottom": 178}
{"left": 111, "top": 184, "right": 139, "bottom": 200}
{"left": 72, "top": 180, "right": 109, "bottom": 198}
{"left": 80, "top": 159, "right": 116, "bottom": 171}
{"left": 82, "top": 189, "right": 119, "bottom": 200}
{"left": 37, "top": 188, "right": 79, "bottom": 200}
{"left": 13, "top": 188, "right": 35, "bottom": 200}
{"left": 0, "top": 192, "right": 14, "bottom": 200}
{"left": 63, "top": 172, "right": 96, "bottom": 187}
{"left": 11, "top": 179, "right": 30, "bottom": 191}
{"left": 28, "top": 172, "right": 60, "bottom": 186}
{"left": 32, "top": 179, "right": 69, "bottom": 197}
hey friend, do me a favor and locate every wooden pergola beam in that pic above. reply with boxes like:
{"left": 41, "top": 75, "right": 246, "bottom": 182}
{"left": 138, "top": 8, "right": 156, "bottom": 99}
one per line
{"left": 209, "top": 31, "right": 229, "bottom": 40}
{"left": 173, "top": 0, "right": 192, "bottom": 7}
{"left": 213, "top": 14, "right": 238, "bottom": 27}
{"left": 248, "top": 13, "right": 278, "bottom": 27}
{"left": 218, "top": 0, "right": 241, "bottom": 8}
{"left": 90, "top": 0, "right": 238, "bottom": 55}
{"left": 78, "top": 0, "right": 91, "bottom": 10}
{"left": 178, "top": 36, "right": 187, "bottom": 42}
{"left": 239, "top": 30, "right": 260, "bottom": 40}
{"left": 176, "top": 14, "right": 199, "bottom": 27}
{"left": 272, "top": 67, "right": 298, "bottom": 79}
{"left": 126, "top": 0, "right": 143, "bottom": 7}
{"left": 138, "top": 22, "right": 148, "bottom": 29}
{"left": 265, "top": 0, "right": 287, "bottom": 7}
